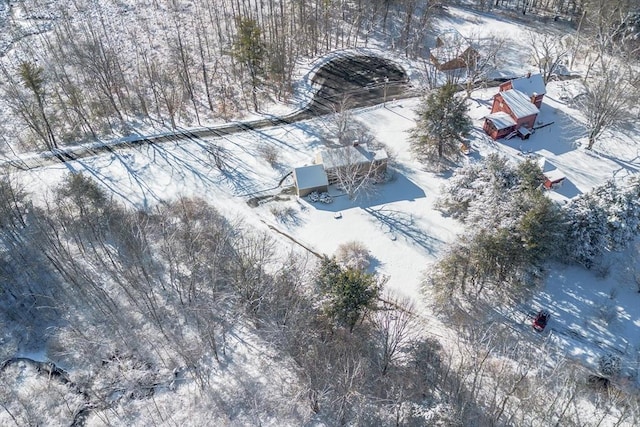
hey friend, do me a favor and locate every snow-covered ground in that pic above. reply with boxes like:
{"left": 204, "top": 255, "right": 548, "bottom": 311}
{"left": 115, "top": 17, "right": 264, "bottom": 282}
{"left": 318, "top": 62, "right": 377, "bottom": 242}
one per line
{"left": 17, "top": 74, "right": 640, "bottom": 386}
{"left": 5, "top": 4, "right": 640, "bottom": 422}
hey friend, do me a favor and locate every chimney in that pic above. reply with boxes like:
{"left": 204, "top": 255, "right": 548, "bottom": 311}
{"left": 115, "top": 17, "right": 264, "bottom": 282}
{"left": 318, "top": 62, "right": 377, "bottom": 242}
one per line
{"left": 531, "top": 92, "right": 537, "bottom": 104}
{"left": 526, "top": 72, "right": 531, "bottom": 78}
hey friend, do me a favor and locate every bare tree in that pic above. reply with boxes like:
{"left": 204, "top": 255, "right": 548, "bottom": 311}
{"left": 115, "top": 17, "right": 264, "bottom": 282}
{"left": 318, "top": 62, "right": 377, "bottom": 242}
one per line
{"left": 371, "top": 295, "right": 419, "bottom": 376}
{"left": 584, "top": 0, "right": 640, "bottom": 62}
{"left": 323, "top": 144, "right": 386, "bottom": 200}
{"left": 332, "top": 96, "right": 357, "bottom": 146}
{"left": 527, "top": 30, "right": 570, "bottom": 83}
{"left": 463, "top": 33, "right": 506, "bottom": 98}
{"left": 578, "top": 60, "right": 637, "bottom": 150}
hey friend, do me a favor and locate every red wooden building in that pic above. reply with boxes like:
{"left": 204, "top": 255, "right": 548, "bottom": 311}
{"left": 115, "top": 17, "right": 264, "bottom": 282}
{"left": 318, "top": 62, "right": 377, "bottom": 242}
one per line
{"left": 538, "top": 157, "right": 566, "bottom": 189}
{"left": 499, "top": 73, "right": 546, "bottom": 108}
{"left": 483, "top": 73, "right": 546, "bottom": 140}
{"left": 430, "top": 29, "right": 479, "bottom": 71}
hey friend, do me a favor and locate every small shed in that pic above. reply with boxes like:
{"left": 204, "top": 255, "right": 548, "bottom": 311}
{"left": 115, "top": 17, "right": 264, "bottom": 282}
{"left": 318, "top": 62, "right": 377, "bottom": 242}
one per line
{"left": 293, "top": 164, "right": 329, "bottom": 197}
{"left": 538, "top": 158, "right": 566, "bottom": 189}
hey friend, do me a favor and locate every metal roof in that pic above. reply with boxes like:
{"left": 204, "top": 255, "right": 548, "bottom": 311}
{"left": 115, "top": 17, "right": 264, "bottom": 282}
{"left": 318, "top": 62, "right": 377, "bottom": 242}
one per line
{"left": 499, "top": 89, "right": 539, "bottom": 119}
{"left": 485, "top": 112, "right": 516, "bottom": 130}
{"left": 293, "top": 164, "right": 328, "bottom": 190}
{"left": 510, "top": 73, "right": 546, "bottom": 97}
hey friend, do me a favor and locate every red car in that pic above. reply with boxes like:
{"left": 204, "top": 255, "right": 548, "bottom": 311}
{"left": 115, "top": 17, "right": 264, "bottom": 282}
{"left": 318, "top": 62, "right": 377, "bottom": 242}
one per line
{"left": 533, "top": 310, "right": 550, "bottom": 332}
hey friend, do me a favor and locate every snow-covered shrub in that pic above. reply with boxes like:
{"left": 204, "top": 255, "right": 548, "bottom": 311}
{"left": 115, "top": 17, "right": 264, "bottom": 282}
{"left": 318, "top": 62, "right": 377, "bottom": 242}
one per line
{"left": 308, "top": 191, "right": 320, "bottom": 202}
{"left": 257, "top": 144, "right": 279, "bottom": 167}
{"left": 319, "top": 192, "right": 333, "bottom": 204}
{"left": 306, "top": 191, "right": 332, "bottom": 203}
{"left": 598, "top": 353, "right": 621, "bottom": 378}
{"left": 335, "top": 241, "right": 371, "bottom": 271}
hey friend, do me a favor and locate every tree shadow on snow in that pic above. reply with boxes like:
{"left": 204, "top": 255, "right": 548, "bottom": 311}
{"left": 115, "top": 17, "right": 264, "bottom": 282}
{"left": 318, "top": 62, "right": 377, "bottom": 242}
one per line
{"left": 508, "top": 104, "right": 586, "bottom": 156}
{"left": 552, "top": 179, "right": 581, "bottom": 200}
{"left": 362, "top": 206, "right": 442, "bottom": 255}
{"left": 306, "top": 172, "right": 440, "bottom": 254}
{"left": 310, "top": 172, "right": 427, "bottom": 214}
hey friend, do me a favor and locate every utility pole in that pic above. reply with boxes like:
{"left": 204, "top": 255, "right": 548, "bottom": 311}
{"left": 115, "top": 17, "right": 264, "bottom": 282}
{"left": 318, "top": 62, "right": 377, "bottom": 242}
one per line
{"left": 383, "top": 76, "right": 389, "bottom": 106}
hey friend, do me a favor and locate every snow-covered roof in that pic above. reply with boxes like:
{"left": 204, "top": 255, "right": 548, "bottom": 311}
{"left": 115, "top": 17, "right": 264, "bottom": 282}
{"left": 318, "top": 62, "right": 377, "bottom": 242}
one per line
{"left": 510, "top": 73, "right": 546, "bottom": 97}
{"left": 436, "top": 28, "right": 469, "bottom": 48}
{"left": 293, "top": 164, "right": 328, "bottom": 190}
{"left": 499, "top": 89, "right": 539, "bottom": 119}
{"left": 485, "top": 112, "right": 516, "bottom": 130}
{"left": 430, "top": 29, "right": 474, "bottom": 66}
{"left": 317, "top": 144, "right": 388, "bottom": 170}
{"left": 544, "top": 168, "right": 566, "bottom": 183}
{"left": 518, "top": 126, "right": 531, "bottom": 136}
{"left": 538, "top": 157, "right": 566, "bottom": 182}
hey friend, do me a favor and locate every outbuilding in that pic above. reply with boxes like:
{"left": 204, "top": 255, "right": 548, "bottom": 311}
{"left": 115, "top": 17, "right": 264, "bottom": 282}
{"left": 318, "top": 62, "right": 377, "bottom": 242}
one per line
{"left": 538, "top": 157, "right": 566, "bottom": 189}
{"left": 293, "top": 164, "right": 329, "bottom": 197}
{"left": 429, "top": 29, "right": 479, "bottom": 71}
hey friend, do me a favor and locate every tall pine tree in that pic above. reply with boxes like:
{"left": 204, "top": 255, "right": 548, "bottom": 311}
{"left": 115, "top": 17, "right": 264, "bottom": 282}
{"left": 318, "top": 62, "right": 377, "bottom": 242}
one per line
{"left": 233, "top": 17, "right": 266, "bottom": 112}
{"left": 409, "top": 84, "right": 471, "bottom": 168}
{"left": 316, "top": 257, "right": 379, "bottom": 332}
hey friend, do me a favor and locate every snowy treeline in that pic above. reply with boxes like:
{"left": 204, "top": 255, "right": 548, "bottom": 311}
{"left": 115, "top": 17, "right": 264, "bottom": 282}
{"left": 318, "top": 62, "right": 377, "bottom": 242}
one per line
{"left": 0, "top": 172, "right": 476, "bottom": 425}
{"left": 0, "top": 0, "right": 438, "bottom": 152}
{"left": 429, "top": 154, "right": 563, "bottom": 302}
{"left": 435, "top": 155, "right": 640, "bottom": 285}
{"left": 422, "top": 155, "right": 640, "bottom": 425}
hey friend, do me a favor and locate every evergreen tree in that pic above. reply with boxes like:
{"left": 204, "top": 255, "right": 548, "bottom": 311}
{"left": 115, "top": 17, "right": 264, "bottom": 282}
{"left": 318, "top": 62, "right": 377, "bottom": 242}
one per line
{"left": 409, "top": 84, "right": 472, "bottom": 168}
{"left": 563, "top": 193, "right": 608, "bottom": 268}
{"left": 434, "top": 161, "right": 482, "bottom": 219}
{"left": 516, "top": 191, "right": 565, "bottom": 264}
{"left": 16, "top": 61, "right": 58, "bottom": 150}
{"left": 431, "top": 154, "right": 563, "bottom": 300}
{"left": 516, "top": 158, "right": 546, "bottom": 192}
{"left": 233, "top": 17, "right": 266, "bottom": 112}
{"left": 316, "top": 257, "right": 379, "bottom": 332}
{"left": 593, "top": 180, "right": 640, "bottom": 250}
{"left": 438, "top": 154, "right": 520, "bottom": 225}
